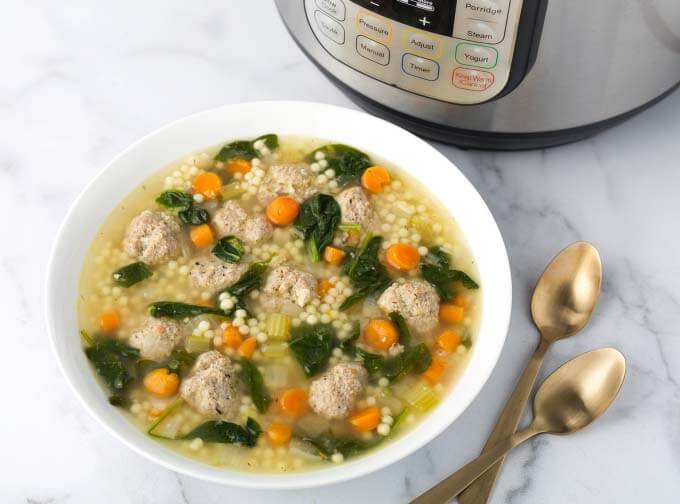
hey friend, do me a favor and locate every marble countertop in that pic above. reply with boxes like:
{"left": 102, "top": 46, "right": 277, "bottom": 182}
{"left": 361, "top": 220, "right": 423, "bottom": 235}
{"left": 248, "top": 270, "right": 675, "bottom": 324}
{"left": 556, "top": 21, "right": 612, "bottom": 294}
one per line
{"left": 3, "top": 1, "right": 679, "bottom": 503}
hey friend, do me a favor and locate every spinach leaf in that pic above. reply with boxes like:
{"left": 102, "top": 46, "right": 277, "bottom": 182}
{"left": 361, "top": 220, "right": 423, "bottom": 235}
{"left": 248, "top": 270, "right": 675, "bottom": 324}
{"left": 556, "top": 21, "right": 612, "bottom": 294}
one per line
{"left": 85, "top": 339, "right": 140, "bottom": 403}
{"left": 421, "top": 246, "right": 479, "bottom": 301}
{"left": 389, "top": 311, "right": 411, "bottom": 349}
{"left": 183, "top": 417, "right": 262, "bottom": 447}
{"left": 289, "top": 324, "right": 336, "bottom": 377}
{"left": 340, "top": 235, "right": 392, "bottom": 311}
{"left": 212, "top": 235, "right": 245, "bottom": 263}
{"left": 254, "top": 133, "right": 279, "bottom": 150}
{"left": 215, "top": 134, "right": 280, "bottom": 162}
{"left": 156, "top": 190, "right": 194, "bottom": 209}
{"left": 338, "top": 322, "right": 360, "bottom": 354}
{"left": 307, "top": 144, "right": 373, "bottom": 187}
{"left": 218, "top": 261, "right": 268, "bottom": 301}
{"left": 303, "top": 435, "right": 380, "bottom": 460}
{"left": 112, "top": 261, "right": 152, "bottom": 288}
{"left": 213, "top": 261, "right": 268, "bottom": 316}
{"left": 178, "top": 206, "right": 210, "bottom": 225}
{"left": 240, "top": 359, "right": 271, "bottom": 413}
{"left": 149, "top": 302, "right": 225, "bottom": 319}
{"left": 166, "top": 349, "right": 197, "bottom": 374}
{"left": 350, "top": 343, "right": 431, "bottom": 382}
{"left": 214, "top": 140, "right": 257, "bottom": 162}
{"left": 156, "top": 190, "right": 209, "bottom": 226}
{"left": 294, "top": 194, "right": 341, "bottom": 262}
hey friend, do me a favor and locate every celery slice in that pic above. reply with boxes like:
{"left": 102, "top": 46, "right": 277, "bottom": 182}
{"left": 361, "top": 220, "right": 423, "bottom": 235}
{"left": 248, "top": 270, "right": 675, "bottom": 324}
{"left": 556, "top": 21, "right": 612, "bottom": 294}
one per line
{"left": 398, "top": 382, "right": 439, "bottom": 412}
{"left": 265, "top": 313, "right": 291, "bottom": 341}
{"left": 260, "top": 342, "right": 288, "bottom": 361}
{"left": 185, "top": 335, "right": 211, "bottom": 354}
{"left": 220, "top": 182, "right": 245, "bottom": 200}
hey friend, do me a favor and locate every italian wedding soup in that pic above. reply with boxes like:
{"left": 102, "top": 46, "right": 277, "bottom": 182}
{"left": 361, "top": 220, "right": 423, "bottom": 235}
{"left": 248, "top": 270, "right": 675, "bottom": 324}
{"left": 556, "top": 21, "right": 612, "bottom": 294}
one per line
{"left": 78, "top": 134, "right": 481, "bottom": 472}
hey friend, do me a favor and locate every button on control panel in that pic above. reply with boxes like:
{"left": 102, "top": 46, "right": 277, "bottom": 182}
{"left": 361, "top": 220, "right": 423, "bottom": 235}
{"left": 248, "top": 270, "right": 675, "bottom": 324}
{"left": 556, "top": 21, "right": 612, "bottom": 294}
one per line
{"left": 304, "top": 0, "right": 524, "bottom": 105}
{"left": 315, "top": 10, "right": 346, "bottom": 44}
{"left": 357, "top": 35, "right": 390, "bottom": 65}
{"left": 315, "top": 0, "right": 346, "bottom": 21}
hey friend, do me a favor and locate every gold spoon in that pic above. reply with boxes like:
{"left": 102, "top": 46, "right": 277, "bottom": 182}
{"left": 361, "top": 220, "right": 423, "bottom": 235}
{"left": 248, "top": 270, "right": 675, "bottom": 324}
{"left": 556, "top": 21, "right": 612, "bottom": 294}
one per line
{"left": 458, "top": 241, "right": 602, "bottom": 504}
{"left": 412, "top": 348, "right": 626, "bottom": 503}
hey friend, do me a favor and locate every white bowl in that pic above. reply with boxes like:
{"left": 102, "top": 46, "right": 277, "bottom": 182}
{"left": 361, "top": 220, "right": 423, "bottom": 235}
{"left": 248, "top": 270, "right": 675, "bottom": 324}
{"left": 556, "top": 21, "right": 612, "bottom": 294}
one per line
{"left": 45, "top": 101, "right": 511, "bottom": 489}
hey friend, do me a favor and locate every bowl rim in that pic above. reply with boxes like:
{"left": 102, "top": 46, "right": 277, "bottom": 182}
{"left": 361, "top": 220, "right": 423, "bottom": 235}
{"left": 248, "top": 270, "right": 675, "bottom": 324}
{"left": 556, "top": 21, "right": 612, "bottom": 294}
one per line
{"left": 45, "top": 100, "right": 511, "bottom": 489}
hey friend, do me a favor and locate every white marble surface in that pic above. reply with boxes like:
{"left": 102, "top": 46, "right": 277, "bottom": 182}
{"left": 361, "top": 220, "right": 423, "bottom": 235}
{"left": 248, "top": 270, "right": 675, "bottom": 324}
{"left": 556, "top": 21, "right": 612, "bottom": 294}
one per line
{"left": 2, "top": 1, "right": 679, "bottom": 502}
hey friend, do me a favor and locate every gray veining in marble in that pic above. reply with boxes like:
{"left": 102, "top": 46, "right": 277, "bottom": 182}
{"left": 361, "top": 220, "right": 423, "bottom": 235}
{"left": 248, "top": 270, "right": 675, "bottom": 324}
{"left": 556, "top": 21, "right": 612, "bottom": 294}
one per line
{"left": 2, "top": 1, "right": 679, "bottom": 502}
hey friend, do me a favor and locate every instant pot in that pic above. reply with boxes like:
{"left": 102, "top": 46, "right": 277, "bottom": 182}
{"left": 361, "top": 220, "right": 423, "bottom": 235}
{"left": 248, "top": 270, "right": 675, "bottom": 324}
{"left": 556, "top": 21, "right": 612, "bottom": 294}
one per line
{"left": 276, "top": 0, "right": 680, "bottom": 149}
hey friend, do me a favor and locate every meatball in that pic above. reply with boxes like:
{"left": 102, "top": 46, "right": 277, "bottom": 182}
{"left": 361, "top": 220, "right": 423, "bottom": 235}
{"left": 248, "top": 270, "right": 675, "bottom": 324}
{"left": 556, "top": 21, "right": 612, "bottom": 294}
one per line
{"left": 377, "top": 279, "right": 440, "bottom": 334}
{"left": 337, "top": 186, "right": 372, "bottom": 226}
{"left": 261, "top": 264, "right": 318, "bottom": 308}
{"left": 189, "top": 255, "right": 248, "bottom": 293}
{"left": 308, "top": 363, "right": 367, "bottom": 419}
{"left": 180, "top": 351, "right": 241, "bottom": 420}
{"left": 128, "top": 317, "right": 183, "bottom": 362}
{"left": 212, "top": 200, "right": 272, "bottom": 245}
{"left": 257, "top": 163, "right": 316, "bottom": 205}
{"left": 122, "top": 210, "right": 182, "bottom": 264}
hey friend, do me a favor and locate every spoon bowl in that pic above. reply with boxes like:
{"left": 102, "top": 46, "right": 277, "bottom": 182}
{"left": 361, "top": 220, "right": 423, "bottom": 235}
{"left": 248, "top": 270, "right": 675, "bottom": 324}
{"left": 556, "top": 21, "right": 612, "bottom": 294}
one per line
{"left": 534, "top": 348, "right": 626, "bottom": 434}
{"left": 412, "top": 348, "right": 626, "bottom": 503}
{"left": 531, "top": 241, "right": 602, "bottom": 342}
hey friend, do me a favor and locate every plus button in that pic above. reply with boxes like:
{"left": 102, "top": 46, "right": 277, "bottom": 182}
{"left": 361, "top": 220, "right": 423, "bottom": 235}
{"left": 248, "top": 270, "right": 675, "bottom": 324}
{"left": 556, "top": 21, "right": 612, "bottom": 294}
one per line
{"left": 419, "top": 16, "right": 431, "bottom": 27}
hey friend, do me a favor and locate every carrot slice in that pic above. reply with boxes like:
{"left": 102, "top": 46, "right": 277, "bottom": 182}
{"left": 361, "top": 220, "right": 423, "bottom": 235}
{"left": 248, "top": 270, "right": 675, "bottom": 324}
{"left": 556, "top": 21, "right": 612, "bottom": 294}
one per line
{"left": 323, "top": 246, "right": 346, "bottom": 266}
{"left": 436, "top": 330, "right": 461, "bottom": 353}
{"left": 278, "top": 388, "right": 308, "bottom": 415}
{"left": 99, "top": 310, "right": 120, "bottom": 332}
{"left": 266, "top": 196, "right": 300, "bottom": 226}
{"left": 439, "top": 304, "right": 465, "bottom": 324}
{"left": 223, "top": 325, "right": 243, "bottom": 349}
{"left": 266, "top": 422, "right": 292, "bottom": 445}
{"left": 364, "top": 319, "right": 398, "bottom": 351}
{"left": 225, "top": 159, "right": 251, "bottom": 174}
{"left": 453, "top": 293, "right": 467, "bottom": 308}
{"left": 238, "top": 336, "right": 257, "bottom": 358}
{"left": 361, "top": 166, "right": 390, "bottom": 193}
{"left": 422, "top": 356, "right": 447, "bottom": 384}
{"left": 143, "top": 368, "right": 180, "bottom": 397}
{"left": 349, "top": 406, "right": 381, "bottom": 432}
{"left": 318, "top": 279, "right": 334, "bottom": 298}
{"left": 192, "top": 172, "right": 222, "bottom": 198}
{"left": 190, "top": 224, "right": 214, "bottom": 248}
{"left": 385, "top": 243, "right": 420, "bottom": 271}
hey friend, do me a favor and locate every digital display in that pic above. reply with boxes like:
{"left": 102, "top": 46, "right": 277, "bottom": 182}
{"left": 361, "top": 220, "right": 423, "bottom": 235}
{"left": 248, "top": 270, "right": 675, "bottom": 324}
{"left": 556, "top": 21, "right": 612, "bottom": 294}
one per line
{"left": 351, "top": 0, "right": 455, "bottom": 36}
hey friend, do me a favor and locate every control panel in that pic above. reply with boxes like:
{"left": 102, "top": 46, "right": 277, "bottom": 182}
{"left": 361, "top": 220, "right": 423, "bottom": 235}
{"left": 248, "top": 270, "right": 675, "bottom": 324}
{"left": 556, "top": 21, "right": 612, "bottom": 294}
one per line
{"left": 306, "top": 0, "right": 525, "bottom": 104}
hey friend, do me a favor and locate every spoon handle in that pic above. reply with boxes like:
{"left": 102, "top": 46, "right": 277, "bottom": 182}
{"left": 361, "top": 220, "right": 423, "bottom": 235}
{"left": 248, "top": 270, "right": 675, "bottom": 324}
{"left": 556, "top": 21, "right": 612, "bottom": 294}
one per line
{"left": 458, "top": 338, "right": 550, "bottom": 504}
{"left": 411, "top": 427, "right": 540, "bottom": 504}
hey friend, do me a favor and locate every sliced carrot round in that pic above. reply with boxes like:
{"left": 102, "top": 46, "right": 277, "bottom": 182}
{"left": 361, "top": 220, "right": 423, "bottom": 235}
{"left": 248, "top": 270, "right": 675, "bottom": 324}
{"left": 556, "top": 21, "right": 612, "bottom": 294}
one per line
{"left": 223, "top": 325, "right": 243, "bottom": 349}
{"left": 278, "top": 388, "right": 308, "bottom": 416}
{"left": 439, "top": 304, "right": 465, "bottom": 324}
{"left": 436, "top": 329, "right": 461, "bottom": 353}
{"left": 266, "top": 422, "right": 292, "bottom": 445}
{"left": 143, "top": 368, "right": 180, "bottom": 397}
{"left": 361, "top": 166, "right": 391, "bottom": 193}
{"left": 99, "top": 310, "right": 120, "bottom": 332}
{"left": 422, "top": 356, "right": 447, "bottom": 384}
{"left": 266, "top": 196, "right": 300, "bottom": 226}
{"left": 190, "top": 224, "right": 214, "bottom": 248}
{"left": 192, "top": 172, "right": 222, "bottom": 198}
{"left": 225, "top": 159, "right": 252, "bottom": 174}
{"left": 323, "top": 245, "right": 346, "bottom": 266}
{"left": 349, "top": 406, "right": 381, "bottom": 432}
{"left": 318, "top": 279, "right": 334, "bottom": 298}
{"left": 385, "top": 243, "right": 420, "bottom": 271}
{"left": 364, "top": 319, "right": 398, "bottom": 351}
{"left": 238, "top": 336, "right": 257, "bottom": 358}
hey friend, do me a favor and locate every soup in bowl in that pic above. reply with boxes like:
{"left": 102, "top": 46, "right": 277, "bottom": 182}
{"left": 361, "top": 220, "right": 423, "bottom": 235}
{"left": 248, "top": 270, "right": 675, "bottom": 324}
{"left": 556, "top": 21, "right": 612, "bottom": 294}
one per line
{"left": 46, "top": 102, "right": 511, "bottom": 488}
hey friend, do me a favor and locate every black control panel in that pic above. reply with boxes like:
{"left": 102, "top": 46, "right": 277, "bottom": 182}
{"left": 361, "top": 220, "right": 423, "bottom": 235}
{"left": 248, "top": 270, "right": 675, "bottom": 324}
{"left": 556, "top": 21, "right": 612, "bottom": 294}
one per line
{"left": 351, "top": 0, "right": 455, "bottom": 36}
